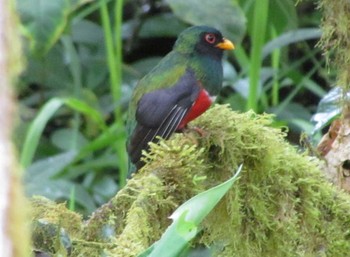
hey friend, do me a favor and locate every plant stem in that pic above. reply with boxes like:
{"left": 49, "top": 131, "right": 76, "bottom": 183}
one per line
{"left": 247, "top": 0, "right": 269, "bottom": 111}
{"left": 114, "top": 0, "right": 128, "bottom": 187}
{"left": 100, "top": 0, "right": 128, "bottom": 187}
{"left": 61, "top": 36, "right": 82, "bottom": 150}
{"left": 271, "top": 27, "right": 281, "bottom": 106}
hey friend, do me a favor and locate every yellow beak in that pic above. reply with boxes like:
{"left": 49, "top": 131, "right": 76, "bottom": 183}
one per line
{"left": 215, "top": 38, "right": 235, "bottom": 50}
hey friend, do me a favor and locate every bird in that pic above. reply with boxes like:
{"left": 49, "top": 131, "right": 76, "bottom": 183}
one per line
{"left": 127, "top": 25, "right": 234, "bottom": 171}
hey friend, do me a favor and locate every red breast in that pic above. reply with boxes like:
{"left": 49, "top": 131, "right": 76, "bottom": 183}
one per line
{"left": 177, "top": 88, "right": 212, "bottom": 129}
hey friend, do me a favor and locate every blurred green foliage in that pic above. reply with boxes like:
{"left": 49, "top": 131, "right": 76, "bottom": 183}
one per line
{"left": 15, "top": 0, "right": 332, "bottom": 215}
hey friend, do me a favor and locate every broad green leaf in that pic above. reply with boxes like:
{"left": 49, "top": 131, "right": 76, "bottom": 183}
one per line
{"left": 25, "top": 151, "right": 77, "bottom": 180}
{"left": 262, "top": 28, "right": 322, "bottom": 60}
{"left": 302, "top": 77, "right": 327, "bottom": 98}
{"left": 17, "top": 0, "right": 92, "bottom": 55}
{"left": 138, "top": 13, "right": 188, "bottom": 38}
{"left": 273, "top": 102, "right": 312, "bottom": 125}
{"left": 138, "top": 164, "right": 243, "bottom": 257}
{"left": 24, "top": 151, "right": 97, "bottom": 212}
{"left": 289, "top": 118, "right": 315, "bottom": 135}
{"left": 166, "top": 0, "right": 246, "bottom": 43}
{"left": 268, "top": 0, "right": 298, "bottom": 33}
{"left": 22, "top": 44, "right": 72, "bottom": 91}
{"left": 51, "top": 128, "right": 89, "bottom": 151}
{"left": 171, "top": 164, "right": 242, "bottom": 223}
{"left": 17, "top": 0, "right": 71, "bottom": 55}
{"left": 71, "top": 19, "right": 104, "bottom": 45}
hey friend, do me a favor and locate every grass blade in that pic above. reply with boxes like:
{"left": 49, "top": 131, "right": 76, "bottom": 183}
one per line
{"left": 247, "top": 0, "right": 269, "bottom": 111}
{"left": 20, "top": 98, "right": 64, "bottom": 168}
{"left": 100, "top": 0, "right": 128, "bottom": 187}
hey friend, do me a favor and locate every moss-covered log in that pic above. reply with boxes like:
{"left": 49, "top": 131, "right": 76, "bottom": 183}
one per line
{"left": 31, "top": 105, "right": 350, "bottom": 256}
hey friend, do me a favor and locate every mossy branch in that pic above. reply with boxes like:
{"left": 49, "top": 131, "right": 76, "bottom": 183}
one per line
{"left": 31, "top": 105, "right": 350, "bottom": 256}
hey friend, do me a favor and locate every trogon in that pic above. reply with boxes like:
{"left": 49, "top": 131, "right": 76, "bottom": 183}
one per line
{"left": 127, "top": 25, "right": 234, "bottom": 170}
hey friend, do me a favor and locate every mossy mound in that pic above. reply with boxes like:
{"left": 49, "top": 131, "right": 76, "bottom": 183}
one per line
{"left": 31, "top": 105, "right": 350, "bottom": 257}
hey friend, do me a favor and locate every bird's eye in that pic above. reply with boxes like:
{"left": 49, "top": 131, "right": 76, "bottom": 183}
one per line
{"left": 205, "top": 33, "right": 216, "bottom": 44}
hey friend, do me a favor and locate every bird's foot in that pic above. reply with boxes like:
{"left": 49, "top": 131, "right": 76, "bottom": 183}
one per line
{"left": 189, "top": 126, "right": 207, "bottom": 137}
{"left": 178, "top": 125, "right": 207, "bottom": 137}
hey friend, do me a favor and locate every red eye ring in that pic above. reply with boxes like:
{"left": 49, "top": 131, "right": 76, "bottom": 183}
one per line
{"left": 205, "top": 33, "right": 216, "bottom": 44}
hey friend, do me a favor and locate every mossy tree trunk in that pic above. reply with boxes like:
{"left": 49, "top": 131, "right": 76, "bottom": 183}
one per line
{"left": 317, "top": 0, "right": 350, "bottom": 191}
{"left": 0, "top": 0, "right": 31, "bottom": 256}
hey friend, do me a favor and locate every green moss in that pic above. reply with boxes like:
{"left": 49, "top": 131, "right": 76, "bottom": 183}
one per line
{"left": 195, "top": 106, "right": 350, "bottom": 256}
{"left": 30, "top": 196, "right": 82, "bottom": 237}
{"left": 30, "top": 197, "right": 82, "bottom": 255}
{"left": 318, "top": 0, "right": 350, "bottom": 91}
{"left": 30, "top": 105, "right": 350, "bottom": 256}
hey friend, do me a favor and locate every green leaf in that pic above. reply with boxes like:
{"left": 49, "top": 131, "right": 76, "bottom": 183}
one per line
{"left": 20, "top": 97, "right": 107, "bottom": 168}
{"left": 138, "top": 13, "right": 188, "bottom": 38}
{"left": 71, "top": 0, "right": 94, "bottom": 11}
{"left": 22, "top": 44, "right": 71, "bottom": 91}
{"left": 240, "top": 0, "right": 297, "bottom": 36}
{"left": 51, "top": 128, "right": 89, "bottom": 151}
{"left": 246, "top": 0, "right": 269, "bottom": 111}
{"left": 262, "top": 28, "right": 322, "bottom": 60}
{"left": 138, "top": 164, "right": 243, "bottom": 257}
{"left": 24, "top": 151, "right": 97, "bottom": 212}
{"left": 171, "top": 164, "right": 242, "bottom": 224}
{"left": 166, "top": 0, "right": 246, "bottom": 43}
{"left": 71, "top": 19, "right": 105, "bottom": 45}
{"left": 268, "top": 0, "right": 298, "bottom": 33}
{"left": 63, "top": 97, "right": 107, "bottom": 130}
{"left": 76, "top": 122, "right": 124, "bottom": 161}
{"left": 20, "top": 98, "right": 65, "bottom": 168}
{"left": 25, "top": 151, "right": 77, "bottom": 181}
{"left": 273, "top": 102, "right": 312, "bottom": 127}
{"left": 17, "top": 0, "right": 71, "bottom": 55}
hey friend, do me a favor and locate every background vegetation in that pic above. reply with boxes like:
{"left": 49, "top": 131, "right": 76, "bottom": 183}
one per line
{"left": 15, "top": 0, "right": 333, "bottom": 215}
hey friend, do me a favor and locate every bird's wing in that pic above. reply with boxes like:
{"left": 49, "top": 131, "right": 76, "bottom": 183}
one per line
{"left": 127, "top": 69, "right": 201, "bottom": 168}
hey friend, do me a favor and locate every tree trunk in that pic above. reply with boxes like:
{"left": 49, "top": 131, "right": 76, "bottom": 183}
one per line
{"left": 0, "top": 0, "right": 31, "bottom": 256}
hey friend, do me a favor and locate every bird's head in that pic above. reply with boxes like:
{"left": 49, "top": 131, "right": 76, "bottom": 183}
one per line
{"left": 174, "top": 25, "right": 234, "bottom": 59}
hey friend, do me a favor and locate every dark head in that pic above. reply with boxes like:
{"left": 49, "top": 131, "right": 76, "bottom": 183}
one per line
{"left": 174, "top": 26, "right": 234, "bottom": 59}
